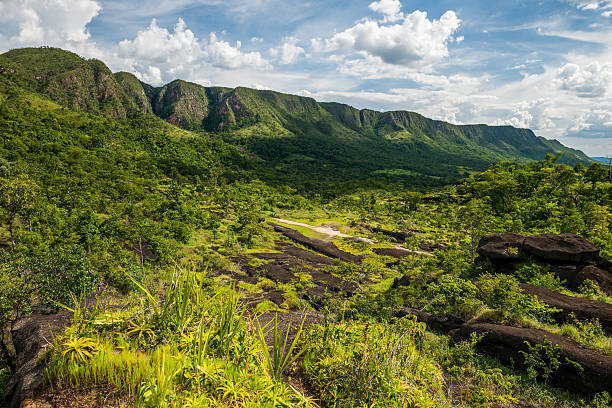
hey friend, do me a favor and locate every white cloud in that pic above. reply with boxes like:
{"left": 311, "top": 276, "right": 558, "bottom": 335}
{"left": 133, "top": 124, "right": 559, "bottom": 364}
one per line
{"left": 270, "top": 37, "right": 305, "bottom": 65}
{"left": 494, "top": 99, "right": 555, "bottom": 130}
{"left": 0, "top": 0, "right": 101, "bottom": 45}
{"left": 115, "top": 19, "right": 271, "bottom": 84}
{"left": 118, "top": 18, "right": 203, "bottom": 64}
{"left": 556, "top": 62, "right": 612, "bottom": 98}
{"left": 138, "top": 66, "right": 163, "bottom": 85}
{"left": 567, "top": 103, "right": 612, "bottom": 138}
{"left": 567, "top": 1, "right": 612, "bottom": 17}
{"left": 312, "top": 9, "right": 461, "bottom": 69}
{"left": 205, "top": 33, "right": 271, "bottom": 70}
{"left": 368, "top": 0, "right": 403, "bottom": 22}
{"left": 0, "top": 0, "right": 103, "bottom": 58}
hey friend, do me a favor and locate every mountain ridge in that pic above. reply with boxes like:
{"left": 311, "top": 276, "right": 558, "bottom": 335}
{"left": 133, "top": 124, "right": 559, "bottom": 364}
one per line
{"left": 0, "top": 47, "right": 593, "bottom": 191}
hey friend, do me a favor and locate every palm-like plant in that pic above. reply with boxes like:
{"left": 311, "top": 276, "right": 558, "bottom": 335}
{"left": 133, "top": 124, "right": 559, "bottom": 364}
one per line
{"left": 255, "top": 312, "right": 307, "bottom": 382}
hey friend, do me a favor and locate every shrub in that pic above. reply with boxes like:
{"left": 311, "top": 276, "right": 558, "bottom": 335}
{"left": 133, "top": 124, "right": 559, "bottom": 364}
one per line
{"left": 519, "top": 338, "right": 582, "bottom": 384}
{"left": 31, "top": 245, "right": 98, "bottom": 308}
{"left": 427, "top": 275, "right": 484, "bottom": 318}
{"left": 476, "top": 274, "right": 558, "bottom": 322}
{"left": 301, "top": 318, "right": 449, "bottom": 407}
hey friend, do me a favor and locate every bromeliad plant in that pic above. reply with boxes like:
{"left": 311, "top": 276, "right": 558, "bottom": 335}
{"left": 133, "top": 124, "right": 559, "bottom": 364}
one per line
{"left": 43, "top": 265, "right": 314, "bottom": 407}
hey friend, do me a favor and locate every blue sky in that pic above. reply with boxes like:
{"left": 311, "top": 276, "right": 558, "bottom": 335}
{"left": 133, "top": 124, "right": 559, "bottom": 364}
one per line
{"left": 0, "top": 0, "right": 611, "bottom": 156}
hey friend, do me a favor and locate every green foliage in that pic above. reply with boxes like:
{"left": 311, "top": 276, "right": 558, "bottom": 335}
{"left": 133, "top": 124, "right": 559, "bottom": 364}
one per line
{"left": 589, "top": 392, "right": 612, "bottom": 408}
{"left": 519, "top": 339, "right": 582, "bottom": 384}
{"left": 255, "top": 312, "right": 307, "bottom": 382}
{"left": 427, "top": 275, "right": 484, "bottom": 318}
{"left": 301, "top": 317, "right": 449, "bottom": 407}
{"left": 31, "top": 245, "right": 98, "bottom": 308}
{"left": 44, "top": 267, "right": 313, "bottom": 407}
{"left": 579, "top": 279, "right": 603, "bottom": 297}
{"left": 476, "top": 274, "right": 558, "bottom": 321}
{"left": 515, "top": 263, "right": 564, "bottom": 291}
{"left": 0, "top": 253, "right": 31, "bottom": 332}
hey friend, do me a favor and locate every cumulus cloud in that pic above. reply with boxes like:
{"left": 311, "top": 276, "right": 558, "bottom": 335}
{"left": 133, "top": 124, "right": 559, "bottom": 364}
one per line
{"left": 270, "top": 37, "right": 305, "bottom": 65}
{"left": 556, "top": 62, "right": 612, "bottom": 98}
{"left": 205, "top": 33, "right": 271, "bottom": 70}
{"left": 118, "top": 18, "right": 203, "bottom": 64}
{"left": 0, "top": 0, "right": 101, "bottom": 55}
{"left": 138, "top": 66, "right": 163, "bottom": 85}
{"left": 368, "top": 0, "right": 403, "bottom": 22}
{"left": 567, "top": 104, "right": 612, "bottom": 138}
{"left": 116, "top": 19, "right": 271, "bottom": 84}
{"left": 312, "top": 8, "right": 461, "bottom": 69}
{"left": 494, "top": 99, "right": 555, "bottom": 130}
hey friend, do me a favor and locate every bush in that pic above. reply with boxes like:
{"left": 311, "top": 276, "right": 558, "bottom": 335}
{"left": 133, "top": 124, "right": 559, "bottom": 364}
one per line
{"left": 427, "top": 275, "right": 484, "bottom": 318}
{"left": 300, "top": 318, "right": 449, "bottom": 407}
{"left": 31, "top": 245, "right": 98, "bottom": 308}
{"left": 476, "top": 274, "right": 558, "bottom": 322}
{"left": 514, "top": 263, "right": 563, "bottom": 291}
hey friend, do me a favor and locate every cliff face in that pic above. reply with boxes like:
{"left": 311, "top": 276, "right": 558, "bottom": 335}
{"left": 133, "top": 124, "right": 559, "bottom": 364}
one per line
{"left": 0, "top": 48, "right": 141, "bottom": 118}
{"left": 114, "top": 72, "right": 153, "bottom": 114}
{"left": 150, "top": 80, "right": 212, "bottom": 130}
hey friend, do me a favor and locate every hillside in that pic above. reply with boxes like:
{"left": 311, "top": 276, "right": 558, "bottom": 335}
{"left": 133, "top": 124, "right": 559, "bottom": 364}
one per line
{"left": 2, "top": 47, "right": 612, "bottom": 408}
{"left": 0, "top": 47, "right": 592, "bottom": 193}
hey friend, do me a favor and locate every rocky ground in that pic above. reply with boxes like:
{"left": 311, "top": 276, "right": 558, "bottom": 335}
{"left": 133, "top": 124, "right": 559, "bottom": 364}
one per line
{"left": 6, "top": 226, "right": 612, "bottom": 407}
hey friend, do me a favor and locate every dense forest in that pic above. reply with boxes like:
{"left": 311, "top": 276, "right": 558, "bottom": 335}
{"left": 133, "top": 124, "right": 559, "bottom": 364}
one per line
{"left": 1, "top": 47, "right": 612, "bottom": 408}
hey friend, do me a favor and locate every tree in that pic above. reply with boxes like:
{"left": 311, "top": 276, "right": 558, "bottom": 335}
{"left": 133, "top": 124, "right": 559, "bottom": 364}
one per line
{"left": 458, "top": 199, "right": 495, "bottom": 263}
{"left": 585, "top": 163, "right": 608, "bottom": 190}
{"left": 0, "top": 175, "right": 36, "bottom": 250}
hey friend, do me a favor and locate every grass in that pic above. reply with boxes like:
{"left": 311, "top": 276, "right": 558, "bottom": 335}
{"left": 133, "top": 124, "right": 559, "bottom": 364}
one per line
{"left": 42, "top": 265, "right": 314, "bottom": 407}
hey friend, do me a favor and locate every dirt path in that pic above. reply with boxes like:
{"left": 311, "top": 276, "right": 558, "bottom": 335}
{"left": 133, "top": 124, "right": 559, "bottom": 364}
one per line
{"left": 272, "top": 218, "right": 432, "bottom": 256}
{"left": 273, "top": 218, "right": 375, "bottom": 243}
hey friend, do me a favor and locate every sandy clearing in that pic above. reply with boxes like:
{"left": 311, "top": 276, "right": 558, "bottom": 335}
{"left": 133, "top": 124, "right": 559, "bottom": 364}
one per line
{"left": 272, "top": 218, "right": 432, "bottom": 256}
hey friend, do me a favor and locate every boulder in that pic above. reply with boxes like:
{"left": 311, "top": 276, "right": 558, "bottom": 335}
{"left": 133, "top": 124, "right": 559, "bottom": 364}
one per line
{"left": 522, "top": 233, "right": 599, "bottom": 263}
{"left": 373, "top": 247, "right": 412, "bottom": 258}
{"left": 371, "top": 227, "right": 413, "bottom": 243}
{"left": 5, "top": 310, "right": 73, "bottom": 408}
{"left": 595, "top": 256, "right": 612, "bottom": 271}
{"left": 394, "top": 307, "right": 465, "bottom": 333}
{"left": 549, "top": 264, "right": 612, "bottom": 296}
{"left": 576, "top": 265, "right": 612, "bottom": 296}
{"left": 450, "top": 322, "right": 612, "bottom": 395}
{"left": 477, "top": 233, "right": 600, "bottom": 264}
{"left": 519, "top": 283, "right": 612, "bottom": 333}
{"left": 476, "top": 233, "right": 525, "bottom": 261}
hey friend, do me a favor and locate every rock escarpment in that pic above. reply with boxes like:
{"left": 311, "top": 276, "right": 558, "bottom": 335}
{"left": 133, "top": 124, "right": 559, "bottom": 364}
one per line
{"left": 477, "top": 233, "right": 612, "bottom": 295}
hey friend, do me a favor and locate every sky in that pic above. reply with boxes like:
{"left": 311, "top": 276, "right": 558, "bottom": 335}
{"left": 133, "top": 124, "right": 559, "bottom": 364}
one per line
{"left": 0, "top": 0, "right": 611, "bottom": 156}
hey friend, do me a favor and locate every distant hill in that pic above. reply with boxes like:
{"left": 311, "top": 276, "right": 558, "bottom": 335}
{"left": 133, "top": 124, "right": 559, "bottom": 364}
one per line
{"left": 592, "top": 157, "right": 610, "bottom": 164}
{"left": 0, "top": 47, "right": 593, "bottom": 192}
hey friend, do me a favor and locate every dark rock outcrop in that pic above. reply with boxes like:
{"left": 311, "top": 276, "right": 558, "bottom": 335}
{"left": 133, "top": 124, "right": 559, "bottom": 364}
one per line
{"left": 371, "top": 227, "right": 414, "bottom": 243}
{"left": 271, "top": 224, "right": 362, "bottom": 264}
{"left": 449, "top": 322, "right": 612, "bottom": 395}
{"left": 477, "top": 233, "right": 599, "bottom": 263}
{"left": 477, "top": 233, "right": 612, "bottom": 295}
{"left": 5, "top": 310, "right": 73, "bottom": 408}
{"left": 522, "top": 234, "right": 599, "bottom": 263}
{"left": 373, "top": 247, "right": 413, "bottom": 258}
{"left": 394, "top": 307, "right": 465, "bottom": 333}
{"left": 477, "top": 233, "right": 525, "bottom": 261}
{"left": 519, "top": 283, "right": 612, "bottom": 333}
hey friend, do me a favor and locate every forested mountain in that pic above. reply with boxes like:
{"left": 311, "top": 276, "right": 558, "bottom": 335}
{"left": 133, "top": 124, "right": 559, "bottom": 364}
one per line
{"left": 0, "top": 47, "right": 591, "bottom": 193}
